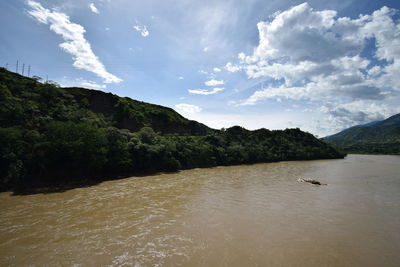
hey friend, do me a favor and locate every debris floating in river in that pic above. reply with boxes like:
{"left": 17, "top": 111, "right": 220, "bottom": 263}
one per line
{"left": 297, "top": 178, "right": 327, "bottom": 186}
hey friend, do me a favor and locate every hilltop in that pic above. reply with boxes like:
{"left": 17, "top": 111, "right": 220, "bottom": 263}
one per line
{"left": 0, "top": 69, "right": 211, "bottom": 136}
{"left": 323, "top": 114, "right": 400, "bottom": 154}
{"left": 0, "top": 68, "right": 344, "bottom": 193}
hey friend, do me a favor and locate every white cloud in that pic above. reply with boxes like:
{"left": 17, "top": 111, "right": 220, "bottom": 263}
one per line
{"left": 133, "top": 25, "right": 149, "bottom": 37}
{"left": 228, "top": 3, "right": 400, "bottom": 131}
{"left": 204, "top": 79, "right": 224, "bottom": 86}
{"left": 81, "top": 81, "right": 106, "bottom": 89}
{"left": 231, "top": 3, "right": 400, "bottom": 98}
{"left": 251, "top": 3, "right": 362, "bottom": 63}
{"left": 320, "top": 101, "right": 400, "bottom": 132}
{"left": 89, "top": 3, "right": 99, "bottom": 14}
{"left": 213, "top": 67, "right": 222, "bottom": 72}
{"left": 178, "top": 76, "right": 184, "bottom": 80}
{"left": 188, "top": 87, "right": 224, "bottom": 95}
{"left": 363, "top": 7, "right": 400, "bottom": 62}
{"left": 175, "top": 103, "right": 202, "bottom": 114}
{"left": 58, "top": 77, "right": 107, "bottom": 90}
{"left": 198, "top": 70, "right": 208, "bottom": 75}
{"left": 367, "top": 66, "right": 381, "bottom": 77}
{"left": 225, "top": 62, "right": 241, "bottom": 72}
{"left": 27, "top": 1, "right": 122, "bottom": 83}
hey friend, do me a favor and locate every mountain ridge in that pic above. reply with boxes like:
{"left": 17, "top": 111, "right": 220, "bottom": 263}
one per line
{"left": 323, "top": 113, "right": 400, "bottom": 154}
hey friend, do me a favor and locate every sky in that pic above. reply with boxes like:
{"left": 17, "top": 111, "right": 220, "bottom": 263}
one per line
{"left": 1, "top": 0, "right": 399, "bottom": 136}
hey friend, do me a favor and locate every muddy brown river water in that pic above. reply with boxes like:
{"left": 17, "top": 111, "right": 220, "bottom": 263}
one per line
{"left": 1, "top": 154, "right": 399, "bottom": 266}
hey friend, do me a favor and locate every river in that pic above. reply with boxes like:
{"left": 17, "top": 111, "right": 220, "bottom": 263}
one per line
{"left": 1, "top": 154, "right": 399, "bottom": 266}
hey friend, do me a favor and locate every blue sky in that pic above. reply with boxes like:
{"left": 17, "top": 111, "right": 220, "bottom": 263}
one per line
{"left": 1, "top": 0, "right": 399, "bottom": 136}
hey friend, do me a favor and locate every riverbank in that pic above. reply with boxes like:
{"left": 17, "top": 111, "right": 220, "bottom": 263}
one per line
{"left": 5, "top": 156, "right": 345, "bottom": 195}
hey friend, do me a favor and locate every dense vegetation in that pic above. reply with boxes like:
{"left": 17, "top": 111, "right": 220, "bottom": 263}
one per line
{"left": 0, "top": 68, "right": 344, "bottom": 192}
{"left": 323, "top": 114, "right": 400, "bottom": 155}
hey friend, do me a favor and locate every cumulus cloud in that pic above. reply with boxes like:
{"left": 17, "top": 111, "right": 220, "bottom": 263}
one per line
{"left": 89, "top": 3, "right": 99, "bottom": 14}
{"left": 133, "top": 25, "right": 149, "bottom": 37}
{"left": 253, "top": 3, "right": 362, "bottom": 63}
{"left": 228, "top": 2, "right": 400, "bottom": 130}
{"left": 175, "top": 103, "right": 202, "bottom": 114}
{"left": 27, "top": 1, "right": 122, "bottom": 83}
{"left": 188, "top": 87, "right": 224, "bottom": 95}
{"left": 204, "top": 79, "right": 224, "bottom": 86}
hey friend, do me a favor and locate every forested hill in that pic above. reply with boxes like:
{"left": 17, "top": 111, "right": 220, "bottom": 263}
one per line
{"left": 0, "top": 68, "right": 344, "bottom": 193}
{"left": 0, "top": 68, "right": 211, "bottom": 136}
{"left": 322, "top": 114, "right": 400, "bottom": 154}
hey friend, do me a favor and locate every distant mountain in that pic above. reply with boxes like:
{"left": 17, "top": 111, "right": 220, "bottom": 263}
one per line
{"left": 323, "top": 114, "right": 400, "bottom": 154}
{"left": 0, "top": 68, "right": 344, "bottom": 193}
